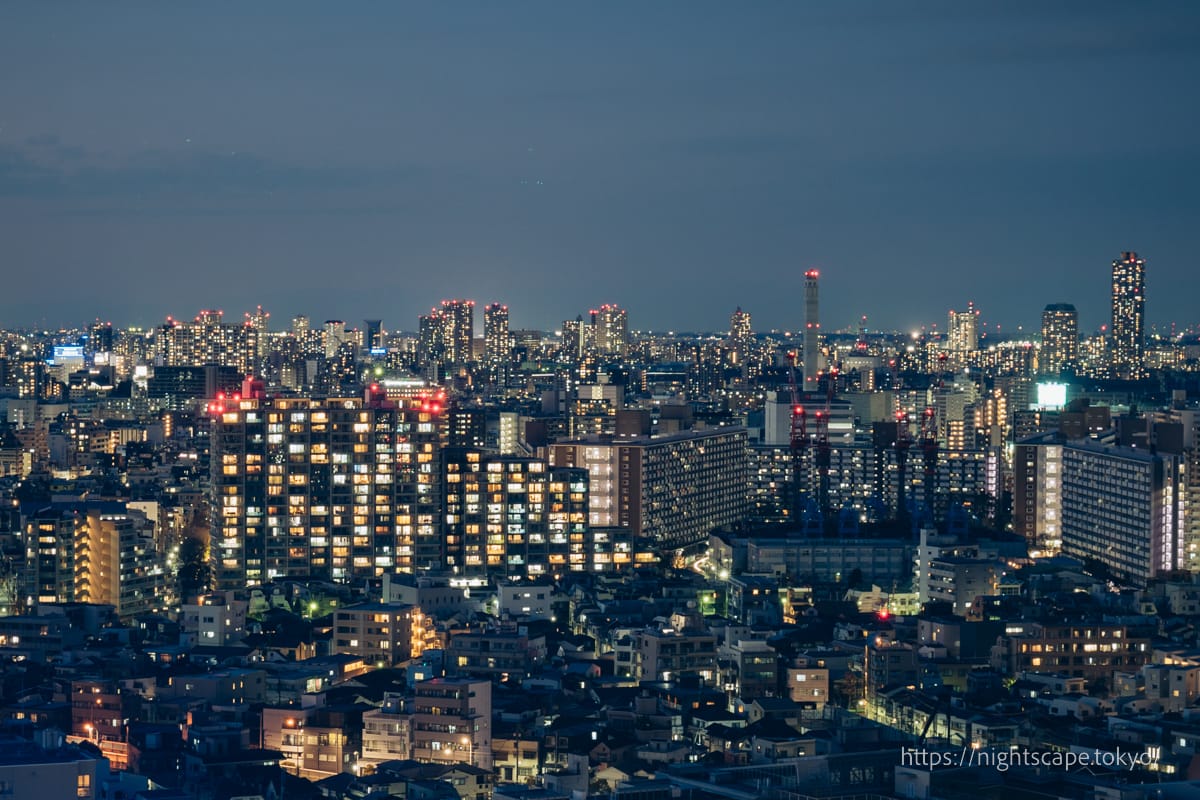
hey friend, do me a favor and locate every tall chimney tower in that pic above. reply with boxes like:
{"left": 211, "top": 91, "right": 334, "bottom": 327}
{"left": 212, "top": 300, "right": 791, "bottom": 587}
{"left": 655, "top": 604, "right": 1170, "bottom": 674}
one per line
{"left": 804, "top": 269, "right": 821, "bottom": 391}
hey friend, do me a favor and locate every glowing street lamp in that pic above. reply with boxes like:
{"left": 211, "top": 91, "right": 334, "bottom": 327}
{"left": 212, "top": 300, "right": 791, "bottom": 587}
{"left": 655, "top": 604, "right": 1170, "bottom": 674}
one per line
{"left": 461, "top": 735, "right": 473, "bottom": 765}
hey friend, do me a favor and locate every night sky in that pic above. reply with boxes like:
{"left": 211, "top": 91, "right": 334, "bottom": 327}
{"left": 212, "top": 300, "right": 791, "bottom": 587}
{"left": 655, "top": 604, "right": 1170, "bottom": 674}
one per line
{"left": 2, "top": 2, "right": 1198, "bottom": 336}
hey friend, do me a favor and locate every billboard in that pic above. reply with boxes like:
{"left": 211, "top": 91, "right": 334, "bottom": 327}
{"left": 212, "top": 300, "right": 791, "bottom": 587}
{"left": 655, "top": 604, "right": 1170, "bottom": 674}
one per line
{"left": 51, "top": 345, "right": 85, "bottom": 364}
{"left": 1035, "top": 382, "right": 1068, "bottom": 410}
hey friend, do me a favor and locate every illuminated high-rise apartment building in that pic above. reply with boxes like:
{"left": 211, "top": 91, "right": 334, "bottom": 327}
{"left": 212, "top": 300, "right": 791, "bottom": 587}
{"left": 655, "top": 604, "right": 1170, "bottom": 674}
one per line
{"left": 418, "top": 309, "right": 447, "bottom": 365}
{"left": 1110, "top": 251, "right": 1146, "bottom": 379}
{"left": 22, "top": 505, "right": 169, "bottom": 619}
{"left": 560, "top": 316, "right": 585, "bottom": 363}
{"left": 208, "top": 383, "right": 444, "bottom": 588}
{"left": 440, "top": 299, "right": 475, "bottom": 367}
{"left": 443, "top": 448, "right": 590, "bottom": 579}
{"left": 156, "top": 310, "right": 260, "bottom": 374}
{"left": 484, "top": 303, "right": 511, "bottom": 365}
{"left": 322, "top": 320, "right": 347, "bottom": 359}
{"left": 549, "top": 427, "right": 749, "bottom": 549}
{"left": 947, "top": 302, "right": 979, "bottom": 353}
{"left": 291, "top": 314, "right": 321, "bottom": 357}
{"left": 592, "top": 304, "right": 628, "bottom": 358}
{"left": 245, "top": 305, "right": 270, "bottom": 365}
{"left": 1061, "top": 439, "right": 1183, "bottom": 585}
{"left": 74, "top": 511, "right": 170, "bottom": 620}
{"left": 1039, "top": 303, "right": 1078, "bottom": 376}
{"left": 728, "top": 306, "right": 752, "bottom": 367}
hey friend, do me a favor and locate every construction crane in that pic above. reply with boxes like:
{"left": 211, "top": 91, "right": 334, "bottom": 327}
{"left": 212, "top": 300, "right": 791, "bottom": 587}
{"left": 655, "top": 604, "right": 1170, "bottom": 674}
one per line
{"left": 786, "top": 351, "right": 808, "bottom": 520}
{"left": 894, "top": 406, "right": 912, "bottom": 526}
{"left": 814, "top": 366, "right": 838, "bottom": 520}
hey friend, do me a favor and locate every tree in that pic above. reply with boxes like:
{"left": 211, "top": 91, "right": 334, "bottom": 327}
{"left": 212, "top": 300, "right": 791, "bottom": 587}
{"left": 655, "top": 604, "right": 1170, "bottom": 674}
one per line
{"left": 177, "top": 536, "right": 211, "bottom": 603}
{"left": 846, "top": 568, "right": 865, "bottom": 591}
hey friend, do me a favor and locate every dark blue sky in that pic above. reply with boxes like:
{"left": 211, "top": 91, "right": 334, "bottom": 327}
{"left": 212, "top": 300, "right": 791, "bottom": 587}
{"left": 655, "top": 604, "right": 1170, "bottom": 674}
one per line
{"left": 1, "top": 2, "right": 1197, "bottom": 335}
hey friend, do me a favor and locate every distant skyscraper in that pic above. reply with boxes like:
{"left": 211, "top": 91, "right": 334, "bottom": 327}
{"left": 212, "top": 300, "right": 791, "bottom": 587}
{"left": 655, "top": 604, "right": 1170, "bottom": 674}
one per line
{"left": 323, "top": 320, "right": 346, "bottom": 359}
{"left": 156, "top": 310, "right": 258, "bottom": 374}
{"left": 363, "top": 318, "right": 383, "bottom": 350}
{"left": 291, "top": 314, "right": 309, "bottom": 337}
{"left": 418, "top": 309, "right": 446, "bottom": 366}
{"left": 561, "top": 316, "right": 584, "bottom": 362}
{"left": 803, "top": 271, "right": 820, "bottom": 391}
{"left": 730, "top": 306, "right": 751, "bottom": 339}
{"left": 947, "top": 302, "right": 979, "bottom": 353}
{"left": 440, "top": 299, "right": 475, "bottom": 367}
{"left": 593, "top": 304, "right": 628, "bottom": 358}
{"left": 729, "top": 306, "right": 752, "bottom": 366}
{"left": 1040, "top": 303, "right": 1078, "bottom": 376}
{"left": 1110, "top": 251, "right": 1146, "bottom": 380}
{"left": 87, "top": 320, "right": 114, "bottom": 356}
{"left": 484, "top": 303, "right": 511, "bottom": 364}
{"left": 246, "top": 305, "right": 270, "bottom": 367}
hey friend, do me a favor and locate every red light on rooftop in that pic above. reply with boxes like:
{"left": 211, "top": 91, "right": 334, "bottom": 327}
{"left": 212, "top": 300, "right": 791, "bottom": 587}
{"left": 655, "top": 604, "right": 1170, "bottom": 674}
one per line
{"left": 805, "top": 269, "right": 819, "bottom": 279}
{"left": 878, "top": 607, "right": 890, "bottom": 620}
{"left": 793, "top": 406, "right": 804, "bottom": 415}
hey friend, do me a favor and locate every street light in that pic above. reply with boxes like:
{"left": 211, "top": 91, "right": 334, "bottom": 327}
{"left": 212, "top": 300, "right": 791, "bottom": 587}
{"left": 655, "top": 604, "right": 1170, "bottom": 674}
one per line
{"left": 461, "top": 735, "right": 473, "bottom": 766}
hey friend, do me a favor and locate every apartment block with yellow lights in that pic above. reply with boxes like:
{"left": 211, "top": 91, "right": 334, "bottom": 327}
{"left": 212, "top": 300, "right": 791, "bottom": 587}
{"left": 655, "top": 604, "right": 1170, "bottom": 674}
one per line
{"left": 208, "top": 384, "right": 443, "bottom": 587}
{"left": 443, "top": 447, "right": 590, "bottom": 580}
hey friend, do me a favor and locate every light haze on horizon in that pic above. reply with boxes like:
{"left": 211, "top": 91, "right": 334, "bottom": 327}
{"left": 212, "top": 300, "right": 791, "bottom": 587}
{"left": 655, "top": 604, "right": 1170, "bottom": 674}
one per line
{"left": 1, "top": 2, "right": 1198, "bottom": 336}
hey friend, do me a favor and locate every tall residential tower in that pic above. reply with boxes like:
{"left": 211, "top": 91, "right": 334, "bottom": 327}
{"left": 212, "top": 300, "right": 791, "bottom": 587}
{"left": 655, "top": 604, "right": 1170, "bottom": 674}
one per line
{"left": 1040, "top": 303, "right": 1078, "bottom": 376}
{"left": 1110, "top": 251, "right": 1146, "bottom": 380}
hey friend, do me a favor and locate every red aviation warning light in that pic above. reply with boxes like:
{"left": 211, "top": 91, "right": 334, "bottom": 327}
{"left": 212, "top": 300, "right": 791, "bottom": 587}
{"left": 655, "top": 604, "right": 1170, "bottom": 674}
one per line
{"left": 878, "top": 607, "right": 890, "bottom": 620}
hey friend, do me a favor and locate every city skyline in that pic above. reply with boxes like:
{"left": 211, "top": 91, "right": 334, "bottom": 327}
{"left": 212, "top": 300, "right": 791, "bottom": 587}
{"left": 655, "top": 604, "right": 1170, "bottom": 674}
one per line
{"left": 2, "top": 3, "right": 1199, "bottom": 332}
{"left": 2, "top": 251, "right": 1193, "bottom": 341}
{"left": 6, "top": 5, "right": 1200, "bottom": 795}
